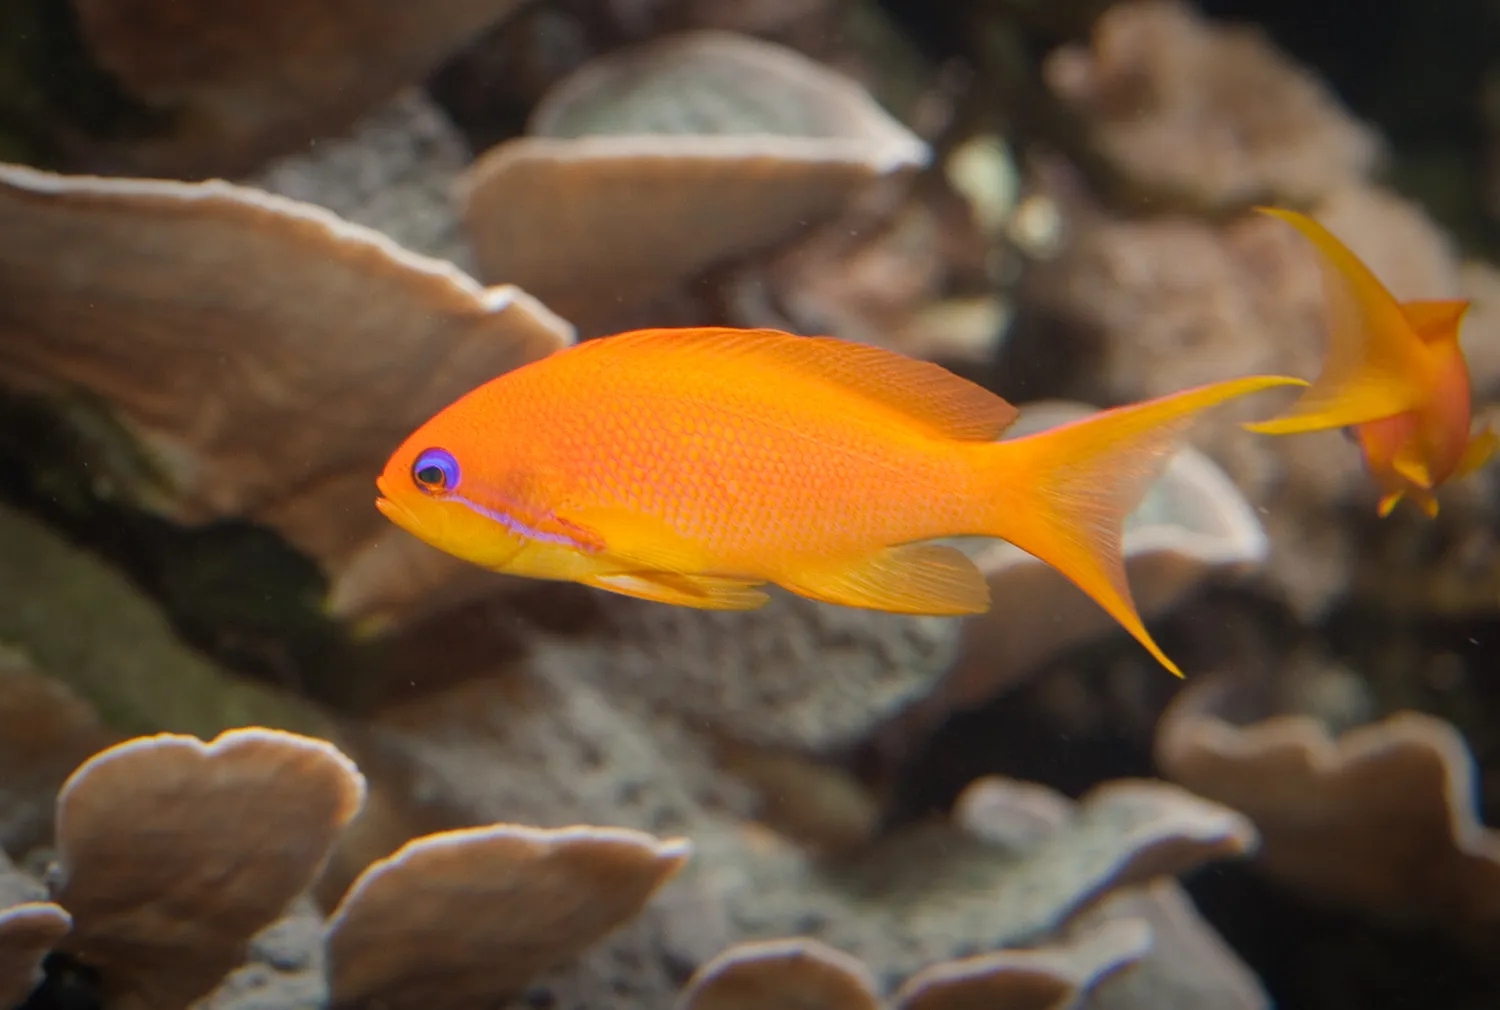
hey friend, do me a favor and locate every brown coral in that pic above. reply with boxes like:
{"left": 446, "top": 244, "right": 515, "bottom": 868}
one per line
{"left": 0, "top": 901, "right": 71, "bottom": 1009}
{"left": 0, "top": 648, "right": 116, "bottom": 855}
{"left": 324, "top": 824, "right": 691, "bottom": 1010}
{"left": 0, "top": 162, "right": 573, "bottom": 628}
{"left": 891, "top": 920, "right": 1149, "bottom": 1010}
{"left": 1043, "top": 0, "right": 1381, "bottom": 211}
{"left": 1156, "top": 673, "right": 1500, "bottom": 925}
{"left": 675, "top": 938, "right": 882, "bottom": 1010}
{"left": 0, "top": 721, "right": 1277, "bottom": 1010}
{"left": 0, "top": 726, "right": 701, "bottom": 1009}
{"left": 67, "top": 0, "right": 528, "bottom": 177}
{"left": 459, "top": 29, "right": 929, "bottom": 334}
{"left": 52, "top": 728, "right": 366, "bottom": 1009}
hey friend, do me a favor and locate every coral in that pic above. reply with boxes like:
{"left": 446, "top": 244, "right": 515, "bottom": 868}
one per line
{"left": 249, "top": 91, "right": 478, "bottom": 271}
{"left": 353, "top": 655, "right": 1261, "bottom": 989}
{"left": 50, "top": 729, "right": 365, "bottom": 1009}
{"left": 675, "top": 938, "right": 884, "bottom": 1010}
{"left": 0, "top": 725, "right": 1266, "bottom": 1010}
{"left": 0, "top": 899, "right": 69, "bottom": 1009}
{"left": 671, "top": 919, "right": 1150, "bottom": 1010}
{"left": 724, "top": 162, "right": 1005, "bottom": 367}
{"left": 0, "top": 162, "right": 573, "bottom": 629}
{"left": 1065, "top": 879, "right": 1269, "bottom": 1010}
{"left": 323, "top": 825, "right": 690, "bottom": 1009}
{"left": 192, "top": 897, "right": 328, "bottom": 1010}
{"left": 570, "top": 590, "right": 963, "bottom": 754}
{"left": 0, "top": 647, "right": 115, "bottom": 855}
{"left": 0, "top": 728, "right": 689, "bottom": 1010}
{"left": 1155, "top": 672, "right": 1500, "bottom": 925}
{"left": 458, "top": 29, "right": 930, "bottom": 334}
{"left": 64, "top": 0, "right": 529, "bottom": 177}
{"left": 1042, "top": 0, "right": 1382, "bottom": 212}
{"left": 892, "top": 921, "right": 1148, "bottom": 1010}
{"left": 1456, "top": 259, "right": 1500, "bottom": 402}
{"left": 953, "top": 776, "right": 1267, "bottom": 1010}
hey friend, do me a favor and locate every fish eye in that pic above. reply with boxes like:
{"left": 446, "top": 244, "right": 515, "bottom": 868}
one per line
{"left": 412, "top": 448, "right": 460, "bottom": 495}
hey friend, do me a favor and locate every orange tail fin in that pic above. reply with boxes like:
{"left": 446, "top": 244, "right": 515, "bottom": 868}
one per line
{"left": 1244, "top": 207, "right": 1432, "bottom": 436}
{"left": 976, "top": 375, "right": 1305, "bottom": 678}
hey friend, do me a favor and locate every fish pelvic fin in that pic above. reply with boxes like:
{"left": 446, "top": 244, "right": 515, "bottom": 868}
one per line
{"left": 1455, "top": 427, "right": 1500, "bottom": 479}
{"left": 778, "top": 543, "right": 991, "bottom": 615}
{"left": 585, "top": 571, "right": 771, "bottom": 609}
{"left": 1244, "top": 207, "right": 1434, "bottom": 436}
{"left": 1378, "top": 485, "right": 1439, "bottom": 519}
{"left": 974, "top": 374, "right": 1305, "bottom": 678}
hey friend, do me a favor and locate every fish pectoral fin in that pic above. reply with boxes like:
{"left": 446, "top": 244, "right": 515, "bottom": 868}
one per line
{"left": 1455, "top": 428, "right": 1500, "bottom": 478}
{"left": 585, "top": 570, "right": 770, "bottom": 610}
{"left": 779, "top": 543, "right": 990, "bottom": 616}
{"left": 557, "top": 504, "right": 706, "bottom": 572}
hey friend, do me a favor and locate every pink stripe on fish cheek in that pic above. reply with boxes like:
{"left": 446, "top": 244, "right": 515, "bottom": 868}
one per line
{"left": 452, "top": 493, "right": 596, "bottom": 552}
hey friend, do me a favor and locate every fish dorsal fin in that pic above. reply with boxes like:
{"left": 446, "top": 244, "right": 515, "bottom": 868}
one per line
{"left": 1246, "top": 208, "right": 1431, "bottom": 434}
{"left": 593, "top": 327, "right": 1020, "bottom": 441}
{"left": 1400, "top": 299, "right": 1470, "bottom": 343}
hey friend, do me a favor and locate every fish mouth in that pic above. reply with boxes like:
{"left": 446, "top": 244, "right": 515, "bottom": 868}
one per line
{"left": 374, "top": 476, "right": 424, "bottom": 536}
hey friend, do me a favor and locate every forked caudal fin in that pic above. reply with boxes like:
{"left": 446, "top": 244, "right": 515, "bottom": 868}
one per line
{"left": 1243, "top": 207, "right": 1435, "bottom": 436}
{"left": 975, "top": 375, "right": 1305, "bottom": 677}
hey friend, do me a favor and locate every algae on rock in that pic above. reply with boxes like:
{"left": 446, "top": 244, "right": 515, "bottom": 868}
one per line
{"left": 0, "top": 500, "right": 336, "bottom": 741}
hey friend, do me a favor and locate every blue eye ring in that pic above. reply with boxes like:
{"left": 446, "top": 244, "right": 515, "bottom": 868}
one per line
{"left": 412, "top": 448, "right": 460, "bottom": 495}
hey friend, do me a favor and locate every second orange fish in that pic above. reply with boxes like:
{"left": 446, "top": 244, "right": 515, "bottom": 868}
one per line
{"left": 1246, "top": 207, "right": 1497, "bottom": 517}
{"left": 377, "top": 327, "right": 1302, "bottom": 677}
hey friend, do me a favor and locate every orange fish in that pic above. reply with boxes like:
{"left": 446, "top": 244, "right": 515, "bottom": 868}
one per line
{"left": 377, "top": 327, "right": 1301, "bottom": 677}
{"left": 1244, "top": 207, "right": 1497, "bottom": 517}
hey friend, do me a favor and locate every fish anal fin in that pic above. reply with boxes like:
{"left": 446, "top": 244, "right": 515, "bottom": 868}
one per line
{"left": 1455, "top": 427, "right": 1499, "bottom": 478}
{"left": 1247, "top": 207, "right": 1431, "bottom": 434}
{"left": 780, "top": 543, "right": 990, "bottom": 616}
{"left": 1377, "top": 489, "right": 1404, "bottom": 517}
{"left": 597, "top": 327, "right": 1019, "bottom": 441}
{"left": 586, "top": 571, "right": 770, "bottom": 610}
{"left": 1400, "top": 299, "right": 1471, "bottom": 343}
{"left": 1403, "top": 486, "right": 1441, "bottom": 518}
